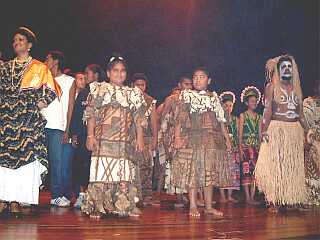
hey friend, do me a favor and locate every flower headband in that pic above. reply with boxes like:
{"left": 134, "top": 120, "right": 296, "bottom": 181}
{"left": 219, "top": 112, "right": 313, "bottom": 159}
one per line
{"left": 219, "top": 91, "right": 236, "bottom": 104}
{"left": 240, "top": 86, "right": 261, "bottom": 104}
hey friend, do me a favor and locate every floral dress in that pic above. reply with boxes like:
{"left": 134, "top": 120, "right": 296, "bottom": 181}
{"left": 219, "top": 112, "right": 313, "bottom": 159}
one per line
{"left": 241, "top": 112, "right": 261, "bottom": 185}
{"left": 221, "top": 115, "right": 240, "bottom": 190}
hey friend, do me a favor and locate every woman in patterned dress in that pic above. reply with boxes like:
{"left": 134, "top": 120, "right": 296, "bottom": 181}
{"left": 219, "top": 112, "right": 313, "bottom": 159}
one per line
{"left": 81, "top": 54, "right": 147, "bottom": 218}
{"left": 0, "top": 27, "right": 60, "bottom": 217}
{"left": 239, "top": 86, "right": 262, "bottom": 205}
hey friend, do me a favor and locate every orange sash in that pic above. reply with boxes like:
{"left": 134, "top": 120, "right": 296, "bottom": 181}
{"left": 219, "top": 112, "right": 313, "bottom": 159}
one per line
{"left": 20, "top": 59, "right": 62, "bottom": 98}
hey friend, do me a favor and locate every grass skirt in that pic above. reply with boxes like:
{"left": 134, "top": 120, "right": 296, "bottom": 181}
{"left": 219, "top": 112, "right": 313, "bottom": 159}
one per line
{"left": 254, "top": 121, "right": 307, "bottom": 205}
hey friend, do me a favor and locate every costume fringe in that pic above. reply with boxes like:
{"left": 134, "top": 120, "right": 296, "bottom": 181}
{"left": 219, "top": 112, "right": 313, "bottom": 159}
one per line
{"left": 254, "top": 121, "right": 307, "bottom": 205}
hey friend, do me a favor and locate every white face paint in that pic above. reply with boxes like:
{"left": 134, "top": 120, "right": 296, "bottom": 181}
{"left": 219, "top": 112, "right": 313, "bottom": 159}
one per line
{"left": 279, "top": 60, "right": 292, "bottom": 80}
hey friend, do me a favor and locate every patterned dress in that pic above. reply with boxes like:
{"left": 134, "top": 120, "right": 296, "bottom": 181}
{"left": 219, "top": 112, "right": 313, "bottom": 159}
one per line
{"left": 303, "top": 96, "right": 320, "bottom": 205}
{"left": 169, "top": 90, "right": 232, "bottom": 193}
{"left": 241, "top": 112, "right": 261, "bottom": 185}
{"left": 0, "top": 59, "right": 59, "bottom": 204}
{"left": 221, "top": 115, "right": 240, "bottom": 190}
{"left": 81, "top": 82, "right": 147, "bottom": 216}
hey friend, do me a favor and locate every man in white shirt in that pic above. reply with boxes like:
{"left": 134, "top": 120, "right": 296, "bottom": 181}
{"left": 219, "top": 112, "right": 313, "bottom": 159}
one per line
{"left": 44, "top": 51, "right": 76, "bottom": 207}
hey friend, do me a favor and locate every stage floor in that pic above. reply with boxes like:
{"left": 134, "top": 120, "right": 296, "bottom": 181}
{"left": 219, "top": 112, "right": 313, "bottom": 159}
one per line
{"left": 0, "top": 192, "right": 319, "bottom": 240}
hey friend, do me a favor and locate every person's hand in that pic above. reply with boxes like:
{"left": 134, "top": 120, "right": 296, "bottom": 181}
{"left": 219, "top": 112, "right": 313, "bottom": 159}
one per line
{"left": 136, "top": 137, "right": 145, "bottom": 152}
{"left": 62, "top": 132, "right": 70, "bottom": 144}
{"left": 86, "top": 135, "right": 97, "bottom": 151}
{"left": 71, "top": 135, "right": 78, "bottom": 148}
{"left": 37, "top": 101, "right": 47, "bottom": 110}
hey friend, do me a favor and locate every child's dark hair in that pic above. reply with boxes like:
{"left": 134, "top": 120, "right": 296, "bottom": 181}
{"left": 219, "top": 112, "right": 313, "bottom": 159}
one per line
{"left": 86, "top": 64, "right": 106, "bottom": 83}
{"left": 193, "top": 66, "right": 210, "bottom": 77}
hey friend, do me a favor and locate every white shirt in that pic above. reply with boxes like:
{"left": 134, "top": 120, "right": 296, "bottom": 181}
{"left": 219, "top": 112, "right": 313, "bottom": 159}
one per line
{"left": 42, "top": 74, "right": 74, "bottom": 131}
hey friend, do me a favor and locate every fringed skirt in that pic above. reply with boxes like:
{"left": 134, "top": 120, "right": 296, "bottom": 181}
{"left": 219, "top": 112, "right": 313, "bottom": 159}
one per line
{"left": 255, "top": 120, "right": 307, "bottom": 205}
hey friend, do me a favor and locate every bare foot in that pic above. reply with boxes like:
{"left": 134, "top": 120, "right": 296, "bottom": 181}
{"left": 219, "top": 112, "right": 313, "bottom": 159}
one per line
{"left": 129, "top": 207, "right": 142, "bottom": 217}
{"left": 89, "top": 212, "right": 102, "bottom": 219}
{"left": 189, "top": 208, "right": 201, "bottom": 218}
{"left": 204, "top": 208, "right": 223, "bottom": 217}
{"left": 268, "top": 206, "right": 279, "bottom": 214}
{"left": 228, "top": 198, "right": 238, "bottom": 203}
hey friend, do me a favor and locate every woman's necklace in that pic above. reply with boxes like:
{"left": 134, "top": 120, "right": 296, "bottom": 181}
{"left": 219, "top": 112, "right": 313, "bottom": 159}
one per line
{"left": 11, "top": 56, "right": 32, "bottom": 90}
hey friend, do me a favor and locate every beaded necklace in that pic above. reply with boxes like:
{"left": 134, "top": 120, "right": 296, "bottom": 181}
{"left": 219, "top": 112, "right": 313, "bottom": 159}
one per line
{"left": 10, "top": 56, "right": 33, "bottom": 90}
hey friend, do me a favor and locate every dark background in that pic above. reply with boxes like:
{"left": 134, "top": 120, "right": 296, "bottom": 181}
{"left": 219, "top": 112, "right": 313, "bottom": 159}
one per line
{"left": 0, "top": 0, "right": 318, "bottom": 114}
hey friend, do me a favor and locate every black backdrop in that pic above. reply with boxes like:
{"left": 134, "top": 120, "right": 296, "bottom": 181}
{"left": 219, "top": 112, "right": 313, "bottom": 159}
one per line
{"left": 0, "top": 0, "right": 318, "bottom": 114}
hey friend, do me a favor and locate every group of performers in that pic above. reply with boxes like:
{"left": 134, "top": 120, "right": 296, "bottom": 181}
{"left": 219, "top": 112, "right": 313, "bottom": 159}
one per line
{"left": 0, "top": 27, "right": 319, "bottom": 219}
